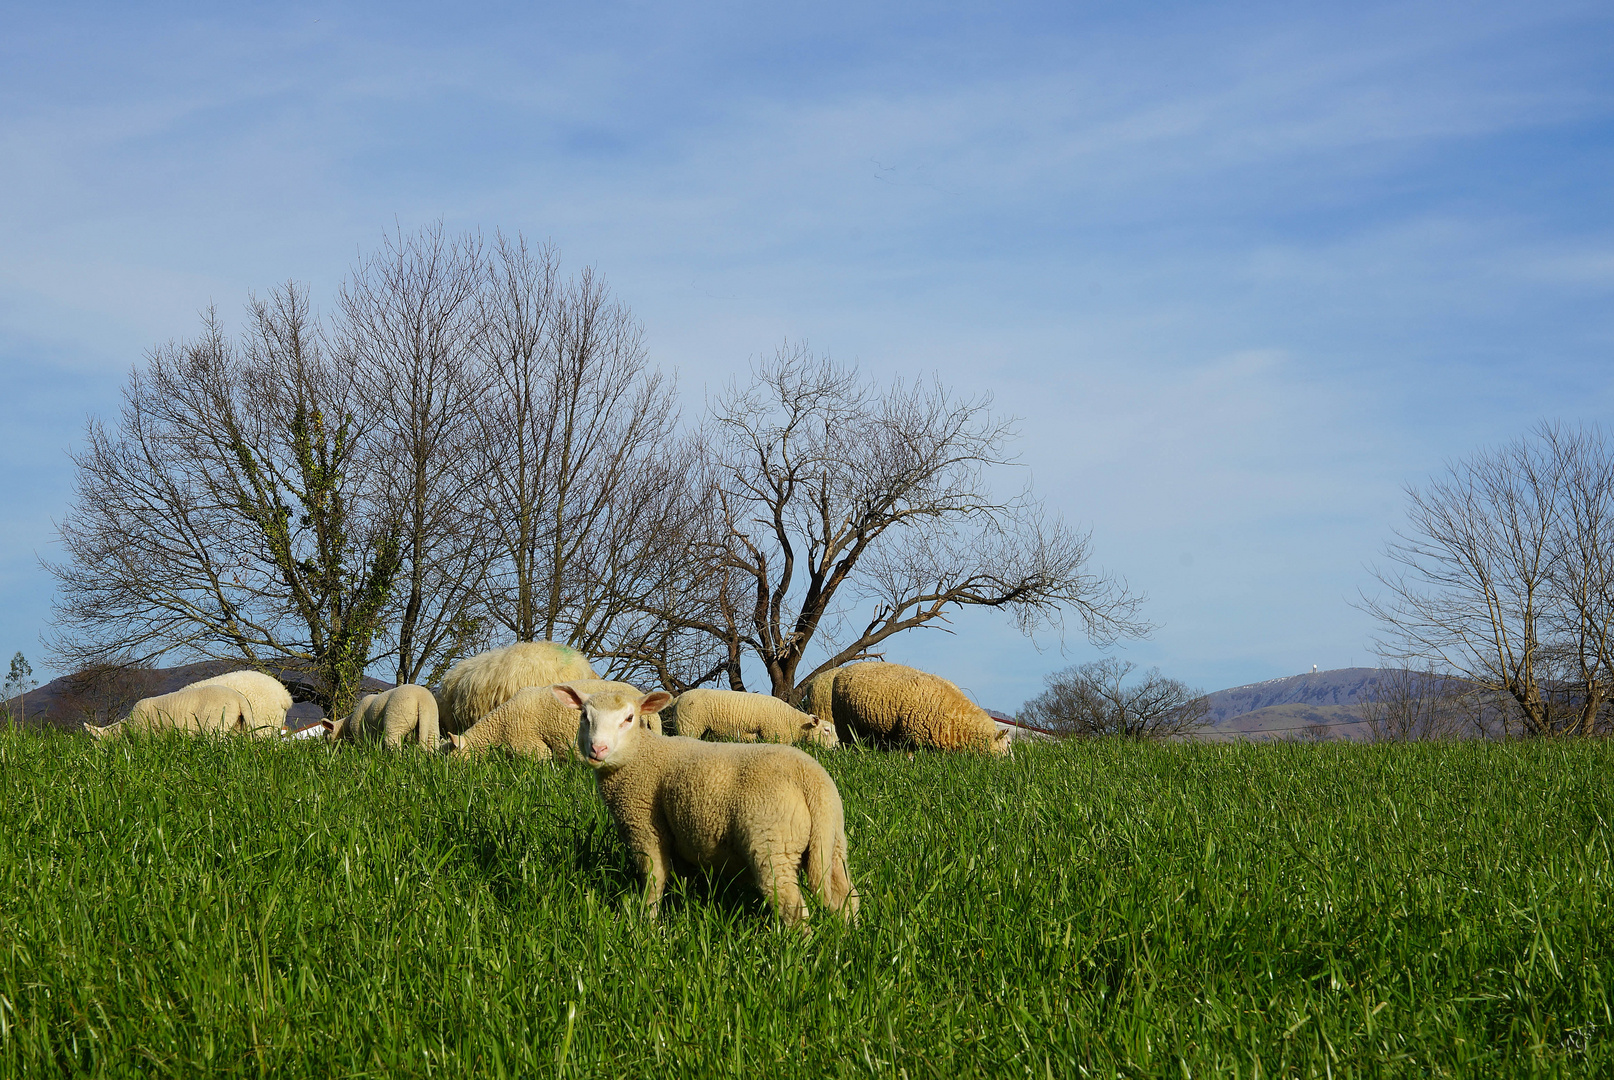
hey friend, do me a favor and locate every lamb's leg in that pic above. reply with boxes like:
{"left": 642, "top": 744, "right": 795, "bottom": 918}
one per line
{"left": 627, "top": 819, "right": 677, "bottom": 919}
{"left": 825, "top": 841, "right": 859, "bottom": 922}
{"left": 749, "top": 844, "right": 810, "bottom": 928}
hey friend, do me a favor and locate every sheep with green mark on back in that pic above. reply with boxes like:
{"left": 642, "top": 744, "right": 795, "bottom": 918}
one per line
{"left": 436, "top": 641, "right": 597, "bottom": 734}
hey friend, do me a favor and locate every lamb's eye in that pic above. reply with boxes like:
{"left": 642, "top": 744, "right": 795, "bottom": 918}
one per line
{"left": 620, "top": 716, "right": 633, "bottom": 727}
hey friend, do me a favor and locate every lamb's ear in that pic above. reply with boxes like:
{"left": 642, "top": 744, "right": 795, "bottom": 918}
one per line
{"left": 801, "top": 717, "right": 818, "bottom": 729}
{"left": 84, "top": 722, "right": 104, "bottom": 739}
{"left": 640, "top": 691, "right": 673, "bottom": 714}
{"left": 551, "top": 684, "right": 589, "bottom": 710}
{"left": 447, "top": 732, "right": 464, "bottom": 750}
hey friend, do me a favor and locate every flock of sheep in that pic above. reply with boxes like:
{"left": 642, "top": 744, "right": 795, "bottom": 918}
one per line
{"left": 81, "top": 643, "right": 1013, "bottom": 926}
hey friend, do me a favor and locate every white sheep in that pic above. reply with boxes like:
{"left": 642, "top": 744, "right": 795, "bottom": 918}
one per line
{"left": 802, "top": 666, "right": 841, "bottom": 742}
{"left": 191, "top": 670, "right": 294, "bottom": 738}
{"left": 830, "top": 662, "right": 1011, "bottom": 755}
{"left": 667, "top": 688, "right": 839, "bottom": 748}
{"left": 446, "top": 679, "right": 660, "bottom": 760}
{"left": 437, "top": 642, "right": 598, "bottom": 734}
{"left": 83, "top": 684, "right": 253, "bottom": 739}
{"left": 555, "top": 683, "right": 859, "bottom": 928}
{"left": 331, "top": 684, "right": 440, "bottom": 749}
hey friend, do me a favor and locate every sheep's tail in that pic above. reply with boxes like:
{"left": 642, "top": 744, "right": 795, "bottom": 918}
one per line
{"left": 804, "top": 781, "right": 859, "bottom": 922}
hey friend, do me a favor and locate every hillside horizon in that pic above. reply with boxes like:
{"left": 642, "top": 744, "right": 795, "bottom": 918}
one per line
{"left": 6, "top": 660, "right": 1390, "bottom": 739}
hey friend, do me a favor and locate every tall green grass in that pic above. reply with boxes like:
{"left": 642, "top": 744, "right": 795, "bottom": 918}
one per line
{"left": 0, "top": 731, "right": 1609, "bottom": 1077}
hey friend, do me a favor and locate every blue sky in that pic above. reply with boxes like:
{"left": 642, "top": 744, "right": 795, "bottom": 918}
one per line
{"left": 3, "top": 0, "right": 1612, "bottom": 708}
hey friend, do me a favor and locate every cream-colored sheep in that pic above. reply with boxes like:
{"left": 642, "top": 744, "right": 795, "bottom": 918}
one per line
{"left": 556, "top": 683, "right": 858, "bottom": 928}
{"left": 446, "top": 679, "right": 659, "bottom": 760}
{"left": 437, "top": 642, "right": 597, "bottom": 734}
{"left": 802, "top": 667, "right": 842, "bottom": 742}
{"left": 191, "top": 670, "right": 294, "bottom": 737}
{"left": 831, "top": 662, "right": 1011, "bottom": 755}
{"left": 668, "top": 688, "right": 838, "bottom": 749}
{"left": 83, "top": 685, "right": 252, "bottom": 740}
{"left": 331, "top": 684, "right": 439, "bottom": 749}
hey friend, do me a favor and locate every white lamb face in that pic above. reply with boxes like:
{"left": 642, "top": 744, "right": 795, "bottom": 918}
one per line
{"left": 553, "top": 686, "right": 672, "bottom": 767}
{"left": 802, "top": 715, "right": 839, "bottom": 749}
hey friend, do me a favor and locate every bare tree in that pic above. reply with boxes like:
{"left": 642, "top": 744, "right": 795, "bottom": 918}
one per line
{"left": 1362, "top": 422, "right": 1614, "bottom": 736}
{"left": 47, "top": 288, "right": 400, "bottom": 716}
{"left": 470, "top": 236, "right": 716, "bottom": 688}
{"left": 56, "top": 658, "right": 162, "bottom": 726}
{"left": 1018, "top": 658, "right": 1208, "bottom": 739}
{"left": 685, "top": 343, "right": 1149, "bottom": 701}
{"left": 1359, "top": 665, "right": 1471, "bottom": 741}
{"left": 338, "top": 225, "right": 490, "bottom": 687}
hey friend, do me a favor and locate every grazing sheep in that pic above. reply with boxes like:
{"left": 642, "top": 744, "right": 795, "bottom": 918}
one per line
{"left": 83, "top": 685, "right": 252, "bottom": 740}
{"left": 802, "top": 667, "right": 842, "bottom": 742}
{"left": 556, "top": 683, "right": 859, "bottom": 928}
{"left": 447, "top": 679, "right": 660, "bottom": 760}
{"left": 667, "top": 688, "right": 839, "bottom": 749}
{"left": 831, "top": 662, "right": 1011, "bottom": 755}
{"left": 191, "top": 670, "right": 294, "bottom": 738}
{"left": 332, "top": 684, "right": 439, "bottom": 749}
{"left": 437, "top": 642, "right": 597, "bottom": 734}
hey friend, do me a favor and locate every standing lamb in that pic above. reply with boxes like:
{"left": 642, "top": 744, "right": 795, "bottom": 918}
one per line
{"left": 447, "top": 679, "right": 661, "bottom": 760}
{"left": 437, "top": 642, "right": 597, "bottom": 734}
{"left": 332, "top": 684, "right": 440, "bottom": 749}
{"left": 667, "top": 688, "right": 839, "bottom": 748}
{"left": 83, "top": 685, "right": 252, "bottom": 740}
{"left": 555, "top": 683, "right": 859, "bottom": 928}
{"left": 190, "top": 670, "right": 294, "bottom": 738}
{"left": 831, "top": 662, "right": 1011, "bottom": 755}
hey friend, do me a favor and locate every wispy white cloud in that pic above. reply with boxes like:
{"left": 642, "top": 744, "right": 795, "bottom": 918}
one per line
{"left": 1, "top": 0, "right": 1611, "bottom": 701}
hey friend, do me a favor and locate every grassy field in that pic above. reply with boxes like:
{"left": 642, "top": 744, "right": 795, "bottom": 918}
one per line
{"left": 0, "top": 730, "right": 1609, "bottom": 1078}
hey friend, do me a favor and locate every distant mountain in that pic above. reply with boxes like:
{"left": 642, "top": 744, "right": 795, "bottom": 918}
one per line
{"left": 1199, "top": 703, "right": 1372, "bottom": 742}
{"left": 1198, "top": 667, "right": 1384, "bottom": 740}
{"left": 1201, "top": 667, "right": 1382, "bottom": 724}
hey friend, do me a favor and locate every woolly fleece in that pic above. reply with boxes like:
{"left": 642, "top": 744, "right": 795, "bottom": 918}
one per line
{"left": 83, "top": 684, "right": 252, "bottom": 739}
{"left": 831, "top": 662, "right": 1011, "bottom": 755}
{"left": 447, "top": 679, "right": 658, "bottom": 760}
{"left": 802, "top": 667, "right": 842, "bottom": 743}
{"left": 437, "top": 642, "right": 597, "bottom": 734}
{"left": 334, "top": 684, "right": 440, "bottom": 749}
{"left": 668, "top": 688, "right": 838, "bottom": 748}
{"left": 557, "top": 684, "right": 859, "bottom": 928}
{"left": 191, "top": 670, "right": 293, "bottom": 737}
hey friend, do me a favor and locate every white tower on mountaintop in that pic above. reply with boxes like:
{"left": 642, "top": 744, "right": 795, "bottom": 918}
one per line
{"left": 1311, "top": 665, "right": 1318, "bottom": 674}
